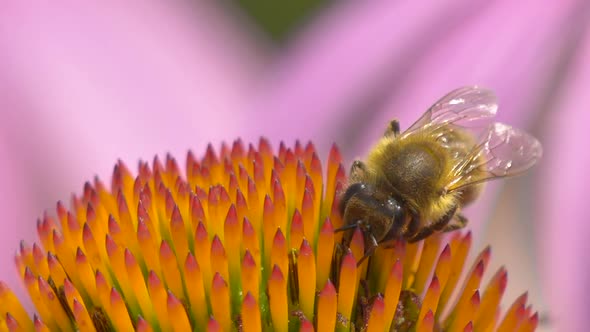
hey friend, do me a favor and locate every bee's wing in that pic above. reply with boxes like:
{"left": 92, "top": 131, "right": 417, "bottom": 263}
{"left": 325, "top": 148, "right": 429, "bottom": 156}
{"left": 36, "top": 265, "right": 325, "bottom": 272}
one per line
{"left": 403, "top": 86, "right": 498, "bottom": 136}
{"left": 445, "top": 123, "right": 543, "bottom": 192}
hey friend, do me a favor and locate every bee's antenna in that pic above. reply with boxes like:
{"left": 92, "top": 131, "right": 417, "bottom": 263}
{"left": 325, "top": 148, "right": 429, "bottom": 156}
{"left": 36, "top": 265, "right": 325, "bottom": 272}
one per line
{"left": 356, "top": 233, "right": 378, "bottom": 267}
{"left": 334, "top": 222, "right": 360, "bottom": 233}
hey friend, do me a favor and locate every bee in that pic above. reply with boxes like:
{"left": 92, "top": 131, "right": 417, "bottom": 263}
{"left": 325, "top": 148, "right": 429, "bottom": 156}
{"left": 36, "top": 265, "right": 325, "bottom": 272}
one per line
{"left": 337, "top": 86, "right": 542, "bottom": 264}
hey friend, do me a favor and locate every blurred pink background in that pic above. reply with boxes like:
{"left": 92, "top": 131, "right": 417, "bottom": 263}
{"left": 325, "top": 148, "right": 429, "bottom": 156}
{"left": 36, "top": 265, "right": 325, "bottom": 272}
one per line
{"left": 1, "top": 1, "right": 589, "bottom": 330}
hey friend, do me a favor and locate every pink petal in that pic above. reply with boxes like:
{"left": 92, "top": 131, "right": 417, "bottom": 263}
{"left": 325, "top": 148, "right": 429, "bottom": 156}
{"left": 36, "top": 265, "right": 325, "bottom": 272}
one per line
{"left": 0, "top": 138, "right": 34, "bottom": 310}
{"left": 536, "top": 25, "right": 590, "bottom": 332}
{"left": 250, "top": 0, "right": 575, "bottom": 146}
{"left": 249, "top": 0, "right": 473, "bottom": 148}
{"left": 0, "top": 2, "right": 265, "bottom": 301}
{"left": 249, "top": 0, "right": 580, "bottom": 234}
{"left": 246, "top": 6, "right": 586, "bottom": 323}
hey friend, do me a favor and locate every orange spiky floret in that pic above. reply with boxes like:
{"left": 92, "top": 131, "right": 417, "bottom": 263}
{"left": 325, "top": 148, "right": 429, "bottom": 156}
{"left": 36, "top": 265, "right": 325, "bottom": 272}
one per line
{"left": 0, "top": 139, "right": 537, "bottom": 331}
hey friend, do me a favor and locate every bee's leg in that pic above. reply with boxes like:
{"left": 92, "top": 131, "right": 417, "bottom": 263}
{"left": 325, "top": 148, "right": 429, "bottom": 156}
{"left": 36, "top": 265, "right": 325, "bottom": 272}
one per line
{"left": 441, "top": 213, "right": 468, "bottom": 232}
{"left": 357, "top": 233, "right": 378, "bottom": 267}
{"left": 409, "top": 206, "right": 461, "bottom": 242}
{"left": 405, "top": 213, "right": 421, "bottom": 240}
{"left": 331, "top": 243, "right": 346, "bottom": 286}
{"left": 407, "top": 212, "right": 444, "bottom": 242}
{"left": 384, "top": 119, "right": 401, "bottom": 137}
{"left": 380, "top": 240, "right": 399, "bottom": 249}
{"left": 432, "top": 205, "right": 458, "bottom": 232}
{"left": 408, "top": 227, "right": 436, "bottom": 243}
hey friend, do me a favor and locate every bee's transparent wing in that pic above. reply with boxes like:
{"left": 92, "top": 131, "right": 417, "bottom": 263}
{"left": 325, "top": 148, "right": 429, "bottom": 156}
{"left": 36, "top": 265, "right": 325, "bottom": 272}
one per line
{"left": 446, "top": 123, "right": 542, "bottom": 192}
{"left": 403, "top": 86, "right": 498, "bottom": 136}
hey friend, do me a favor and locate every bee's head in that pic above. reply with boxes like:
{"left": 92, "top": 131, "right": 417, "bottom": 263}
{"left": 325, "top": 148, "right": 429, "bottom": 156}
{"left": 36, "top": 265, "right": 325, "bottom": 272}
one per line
{"left": 362, "top": 195, "right": 405, "bottom": 242}
{"left": 338, "top": 183, "right": 406, "bottom": 243}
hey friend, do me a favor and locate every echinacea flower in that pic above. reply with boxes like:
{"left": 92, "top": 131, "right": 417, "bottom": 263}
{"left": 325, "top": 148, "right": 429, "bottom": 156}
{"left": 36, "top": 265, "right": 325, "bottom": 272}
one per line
{"left": 2, "top": 3, "right": 589, "bottom": 329}
{"left": 0, "top": 139, "right": 537, "bottom": 331}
